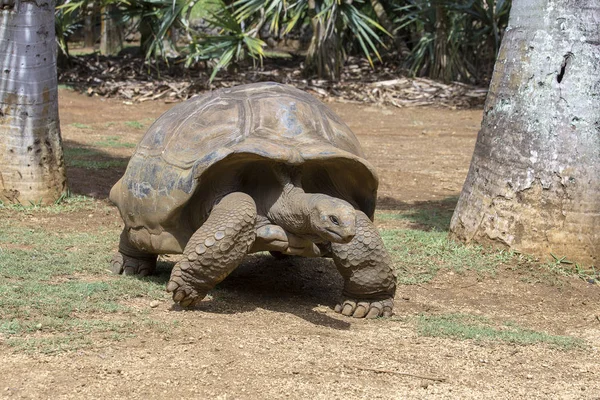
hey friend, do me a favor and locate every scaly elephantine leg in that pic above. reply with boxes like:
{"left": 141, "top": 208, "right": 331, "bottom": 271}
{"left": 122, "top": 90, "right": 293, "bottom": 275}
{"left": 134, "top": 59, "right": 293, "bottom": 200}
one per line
{"left": 166, "top": 192, "right": 257, "bottom": 307}
{"left": 331, "top": 211, "right": 396, "bottom": 318}
{"left": 110, "top": 229, "right": 157, "bottom": 276}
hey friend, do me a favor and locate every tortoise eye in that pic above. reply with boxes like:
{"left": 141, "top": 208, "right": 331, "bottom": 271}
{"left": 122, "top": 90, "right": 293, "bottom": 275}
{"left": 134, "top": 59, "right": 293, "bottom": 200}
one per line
{"left": 329, "top": 216, "right": 339, "bottom": 225}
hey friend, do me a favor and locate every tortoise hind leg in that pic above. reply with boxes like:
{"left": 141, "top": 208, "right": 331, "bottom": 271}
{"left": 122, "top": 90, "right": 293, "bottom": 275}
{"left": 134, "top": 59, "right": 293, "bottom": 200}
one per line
{"left": 167, "top": 192, "right": 257, "bottom": 307}
{"left": 111, "top": 230, "right": 157, "bottom": 277}
{"left": 331, "top": 211, "right": 397, "bottom": 318}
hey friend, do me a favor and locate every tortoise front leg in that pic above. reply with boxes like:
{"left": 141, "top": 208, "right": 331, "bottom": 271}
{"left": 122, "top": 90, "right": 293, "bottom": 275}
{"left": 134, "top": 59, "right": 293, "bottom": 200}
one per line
{"left": 166, "top": 192, "right": 257, "bottom": 307}
{"left": 110, "top": 229, "right": 157, "bottom": 276}
{"left": 331, "top": 211, "right": 397, "bottom": 318}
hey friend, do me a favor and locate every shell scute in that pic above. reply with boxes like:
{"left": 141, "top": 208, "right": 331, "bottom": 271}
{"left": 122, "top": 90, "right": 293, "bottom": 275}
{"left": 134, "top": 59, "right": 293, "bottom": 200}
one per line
{"left": 162, "top": 99, "right": 245, "bottom": 168}
{"left": 250, "top": 94, "right": 323, "bottom": 141}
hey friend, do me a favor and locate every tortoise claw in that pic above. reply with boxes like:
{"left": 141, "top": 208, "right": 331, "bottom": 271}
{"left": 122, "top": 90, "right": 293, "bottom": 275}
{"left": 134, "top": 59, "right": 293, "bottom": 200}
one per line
{"left": 334, "top": 298, "right": 394, "bottom": 319}
{"left": 110, "top": 252, "right": 156, "bottom": 276}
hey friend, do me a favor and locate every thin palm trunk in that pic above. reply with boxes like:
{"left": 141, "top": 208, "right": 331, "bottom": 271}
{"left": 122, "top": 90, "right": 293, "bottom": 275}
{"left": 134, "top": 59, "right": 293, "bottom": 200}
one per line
{"left": 369, "top": 0, "right": 409, "bottom": 58}
{"left": 0, "top": 0, "right": 67, "bottom": 204}
{"left": 100, "top": 5, "right": 122, "bottom": 55}
{"left": 450, "top": 0, "right": 599, "bottom": 264}
{"left": 431, "top": 4, "right": 449, "bottom": 81}
{"left": 305, "top": 0, "right": 341, "bottom": 80}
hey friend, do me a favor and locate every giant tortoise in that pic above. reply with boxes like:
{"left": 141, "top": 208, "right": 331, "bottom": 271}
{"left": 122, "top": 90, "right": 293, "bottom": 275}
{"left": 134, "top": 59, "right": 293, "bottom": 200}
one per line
{"left": 109, "top": 82, "right": 396, "bottom": 318}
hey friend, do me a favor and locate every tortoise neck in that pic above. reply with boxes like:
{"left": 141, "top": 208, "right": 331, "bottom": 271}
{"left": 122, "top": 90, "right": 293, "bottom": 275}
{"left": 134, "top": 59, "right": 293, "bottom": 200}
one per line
{"left": 267, "top": 182, "right": 319, "bottom": 236}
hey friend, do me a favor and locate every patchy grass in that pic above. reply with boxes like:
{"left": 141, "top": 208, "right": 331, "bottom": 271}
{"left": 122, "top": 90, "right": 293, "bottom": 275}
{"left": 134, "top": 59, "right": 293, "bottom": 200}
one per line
{"left": 124, "top": 120, "right": 145, "bottom": 130}
{"left": 0, "top": 194, "right": 98, "bottom": 214}
{"left": 500, "top": 251, "right": 598, "bottom": 286}
{"left": 69, "top": 159, "right": 128, "bottom": 169}
{"left": 416, "top": 313, "right": 582, "bottom": 349}
{"left": 0, "top": 218, "right": 173, "bottom": 354}
{"left": 382, "top": 229, "right": 515, "bottom": 284}
{"left": 63, "top": 147, "right": 129, "bottom": 169}
{"left": 0, "top": 196, "right": 590, "bottom": 354}
{"left": 70, "top": 123, "right": 93, "bottom": 130}
{"left": 94, "top": 136, "right": 137, "bottom": 149}
{"left": 543, "top": 254, "right": 598, "bottom": 283}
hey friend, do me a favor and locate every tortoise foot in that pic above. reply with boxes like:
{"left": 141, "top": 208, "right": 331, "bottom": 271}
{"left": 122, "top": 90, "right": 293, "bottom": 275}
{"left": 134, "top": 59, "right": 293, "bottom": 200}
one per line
{"left": 166, "top": 192, "right": 257, "bottom": 308}
{"left": 166, "top": 263, "right": 209, "bottom": 307}
{"left": 334, "top": 298, "right": 394, "bottom": 319}
{"left": 110, "top": 252, "right": 157, "bottom": 276}
{"left": 331, "top": 211, "right": 397, "bottom": 318}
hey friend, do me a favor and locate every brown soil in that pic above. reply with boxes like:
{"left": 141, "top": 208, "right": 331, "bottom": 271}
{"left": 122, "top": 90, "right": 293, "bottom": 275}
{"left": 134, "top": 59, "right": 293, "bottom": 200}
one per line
{"left": 1, "top": 90, "right": 599, "bottom": 399}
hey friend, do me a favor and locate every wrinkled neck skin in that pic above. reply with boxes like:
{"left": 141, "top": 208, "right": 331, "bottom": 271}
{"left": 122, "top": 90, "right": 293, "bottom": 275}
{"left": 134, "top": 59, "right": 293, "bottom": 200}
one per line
{"left": 266, "top": 182, "right": 326, "bottom": 241}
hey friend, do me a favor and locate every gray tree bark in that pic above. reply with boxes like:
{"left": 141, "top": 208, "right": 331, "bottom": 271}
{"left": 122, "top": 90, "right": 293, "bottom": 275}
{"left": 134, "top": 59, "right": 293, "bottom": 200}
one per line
{"left": 304, "top": 0, "right": 341, "bottom": 81}
{"left": 369, "top": 0, "right": 409, "bottom": 58}
{"left": 100, "top": 5, "right": 122, "bottom": 56}
{"left": 0, "top": 0, "right": 67, "bottom": 204}
{"left": 450, "top": 0, "right": 599, "bottom": 265}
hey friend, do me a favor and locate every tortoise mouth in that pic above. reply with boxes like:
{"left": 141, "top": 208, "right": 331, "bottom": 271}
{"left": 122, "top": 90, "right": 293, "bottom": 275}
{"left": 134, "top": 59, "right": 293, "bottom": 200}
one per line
{"left": 324, "top": 228, "right": 354, "bottom": 244}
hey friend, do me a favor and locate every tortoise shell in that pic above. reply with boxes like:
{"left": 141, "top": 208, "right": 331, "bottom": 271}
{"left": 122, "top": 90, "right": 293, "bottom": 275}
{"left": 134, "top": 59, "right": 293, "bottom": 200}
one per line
{"left": 110, "top": 82, "right": 379, "bottom": 254}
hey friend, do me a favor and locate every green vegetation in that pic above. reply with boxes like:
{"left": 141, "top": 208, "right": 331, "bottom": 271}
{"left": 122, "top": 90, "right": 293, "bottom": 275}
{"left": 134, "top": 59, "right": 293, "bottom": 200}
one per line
{"left": 1, "top": 197, "right": 590, "bottom": 354}
{"left": 63, "top": 147, "right": 129, "bottom": 169}
{"left": 377, "top": 204, "right": 598, "bottom": 285}
{"left": 0, "top": 218, "right": 174, "bottom": 354}
{"left": 392, "top": 0, "right": 510, "bottom": 83}
{"left": 94, "top": 136, "right": 137, "bottom": 148}
{"left": 70, "top": 123, "right": 92, "bottom": 129}
{"left": 540, "top": 254, "right": 598, "bottom": 284}
{"left": 382, "top": 228, "right": 514, "bottom": 284}
{"left": 124, "top": 121, "right": 145, "bottom": 130}
{"left": 56, "top": 0, "right": 510, "bottom": 83}
{"left": 416, "top": 313, "right": 582, "bottom": 349}
{"left": 0, "top": 194, "right": 97, "bottom": 214}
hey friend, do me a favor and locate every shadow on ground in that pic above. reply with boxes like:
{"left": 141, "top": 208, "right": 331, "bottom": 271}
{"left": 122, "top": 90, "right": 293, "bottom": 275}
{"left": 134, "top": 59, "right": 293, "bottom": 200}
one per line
{"left": 150, "top": 255, "right": 352, "bottom": 330}
{"left": 63, "top": 139, "right": 130, "bottom": 199}
{"left": 377, "top": 195, "right": 459, "bottom": 232}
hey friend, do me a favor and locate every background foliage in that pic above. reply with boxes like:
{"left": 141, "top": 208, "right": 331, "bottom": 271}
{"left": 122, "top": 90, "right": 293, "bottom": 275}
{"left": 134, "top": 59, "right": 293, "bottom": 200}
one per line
{"left": 56, "top": 0, "right": 511, "bottom": 83}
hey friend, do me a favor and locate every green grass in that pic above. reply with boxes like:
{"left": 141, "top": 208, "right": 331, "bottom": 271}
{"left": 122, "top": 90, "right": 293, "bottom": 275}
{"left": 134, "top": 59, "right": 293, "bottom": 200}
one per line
{"left": 416, "top": 313, "right": 582, "bottom": 349}
{"left": 0, "top": 196, "right": 591, "bottom": 354}
{"left": 544, "top": 254, "right": 598, "bottom": 282}
{"left": 0, "top": 218, "right": 173, "bottom": 354}
{"left": 63, "top": 147, "right": 129, "bottom": 169}
{"left": 94, "top": 136, "right": 137, "bottom": 149}
{"left": 124, "top": 121, "right": 145, "bottom": 130}
{"left": 69, "top": 159, "right": 128, "bottom": 169}
{"left": 0, "top": 193, "right": 99, "bottom": 214}
{"left": 70, "top": 123, "right": 92, "bottom": 129}
{"left": 382, "top": 229, "right": 515, "bottom": 284}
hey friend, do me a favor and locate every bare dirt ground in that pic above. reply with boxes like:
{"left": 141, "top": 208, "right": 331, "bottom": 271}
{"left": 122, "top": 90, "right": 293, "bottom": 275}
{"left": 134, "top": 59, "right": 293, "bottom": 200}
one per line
{"left": 1, "top": 90, "right": 599, "bottom": 399}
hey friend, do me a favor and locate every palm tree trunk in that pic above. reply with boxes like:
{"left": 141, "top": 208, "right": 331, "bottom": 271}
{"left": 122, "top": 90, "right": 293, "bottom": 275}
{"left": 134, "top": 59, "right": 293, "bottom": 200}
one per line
{"left": 304, "top": 0, "right": 341, "bottom": 81}
{"left": 431, "top": 4, "right": 449, "bottom": 82}
{"left": 83, "top": 4, "right": 98, "bottom": 48}
{"left": 450, "top": 0, "right": 600, "bottom": 264}
{"left": 369, "top": 0, "right": 409, "bottom": 58}
{"left": 0, "top": 0, "right": 67, "bottom": 204}
{"left": 100, "top": 5, "right": 122, "bottom": 56}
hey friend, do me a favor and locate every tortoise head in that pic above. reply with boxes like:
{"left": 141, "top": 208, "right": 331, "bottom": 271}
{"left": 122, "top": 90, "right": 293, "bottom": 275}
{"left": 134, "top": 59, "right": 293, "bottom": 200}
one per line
{"left": 309, "top": 196, "right": 356, "bottom": 243}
